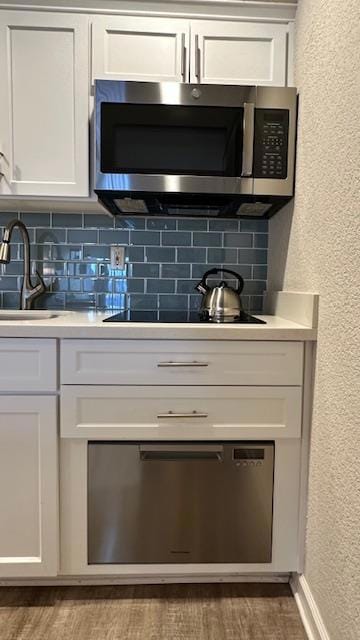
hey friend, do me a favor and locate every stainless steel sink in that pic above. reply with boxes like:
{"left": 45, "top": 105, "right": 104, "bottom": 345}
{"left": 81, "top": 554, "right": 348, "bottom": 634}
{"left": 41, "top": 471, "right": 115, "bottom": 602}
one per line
{"left": 0, "top": 310, "right": 61, "bottom": 321}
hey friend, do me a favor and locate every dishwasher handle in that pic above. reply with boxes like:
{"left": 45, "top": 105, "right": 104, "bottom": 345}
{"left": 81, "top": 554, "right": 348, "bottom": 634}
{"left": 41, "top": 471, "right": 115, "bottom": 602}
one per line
{"left": 139, "top": 444, "right": 224, "bottom": 462}
{"left": 157, "top": 361, "right": 209, "bottom": 368}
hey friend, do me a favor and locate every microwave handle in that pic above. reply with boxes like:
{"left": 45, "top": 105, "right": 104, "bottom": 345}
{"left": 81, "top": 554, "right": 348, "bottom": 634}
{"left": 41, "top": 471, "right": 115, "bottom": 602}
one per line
{"left": 195, "top": 34, "right": 201, "bottom": 79}
{"left": 181, "top": 33, "right": 187, "bottom": 81}
{"left": 241, "top": 102, "right": 255, "bottom": 177}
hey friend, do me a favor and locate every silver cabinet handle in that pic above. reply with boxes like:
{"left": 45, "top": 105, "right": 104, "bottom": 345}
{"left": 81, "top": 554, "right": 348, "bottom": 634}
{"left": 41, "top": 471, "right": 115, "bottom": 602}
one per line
{"left": 181, "top": 33, "right": 187, "bottom": 81}
{"left": 241, "top": 102, "right": 255, "bottom": 177}
{"left": 157, "top": 410, "right": 208, "bottom": 419}
{"left": 157, "top": 361, "right": 209, "bottom": 367}
{"left": 195, "top": 34, "right": 201, "bottom": 79}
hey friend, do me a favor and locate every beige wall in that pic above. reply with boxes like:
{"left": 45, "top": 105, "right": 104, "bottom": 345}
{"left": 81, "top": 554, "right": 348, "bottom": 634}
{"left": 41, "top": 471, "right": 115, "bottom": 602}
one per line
{"left": 268, "top": 0, "right": 360, "bottom": 637}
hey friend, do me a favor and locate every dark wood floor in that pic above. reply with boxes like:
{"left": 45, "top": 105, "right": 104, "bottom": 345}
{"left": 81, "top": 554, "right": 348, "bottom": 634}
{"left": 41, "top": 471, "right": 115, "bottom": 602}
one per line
{"left": 0, "top": 583, "right": 307, "bottom": 640}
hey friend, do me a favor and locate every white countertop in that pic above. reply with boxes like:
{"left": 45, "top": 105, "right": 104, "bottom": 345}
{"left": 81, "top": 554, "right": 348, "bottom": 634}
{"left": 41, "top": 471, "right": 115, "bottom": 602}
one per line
{"left": 0, "top": 310, "right": 317, "bottom": 340}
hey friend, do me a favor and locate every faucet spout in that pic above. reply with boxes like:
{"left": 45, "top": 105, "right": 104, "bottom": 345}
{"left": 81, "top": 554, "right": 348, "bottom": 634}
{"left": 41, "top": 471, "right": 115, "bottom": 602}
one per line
{"left": 0, "top": 219, "right": 47, "bottom": 310}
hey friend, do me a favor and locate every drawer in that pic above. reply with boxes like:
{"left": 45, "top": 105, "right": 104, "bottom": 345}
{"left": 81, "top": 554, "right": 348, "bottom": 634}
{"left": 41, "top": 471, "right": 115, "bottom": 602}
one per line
{"left": 0, "top": 339, "right": 57, "bottom": 392}
{"left": 60, "top": 385, "right": 302, "bottom": 439}
{"left": 61, "top": 340, "right": 303, "bottom": 386}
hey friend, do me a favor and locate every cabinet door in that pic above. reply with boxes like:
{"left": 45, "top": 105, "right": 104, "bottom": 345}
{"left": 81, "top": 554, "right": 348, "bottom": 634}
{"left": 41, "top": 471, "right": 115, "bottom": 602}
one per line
{"left": 190, "top": 20, "right": 287, "bottom": 86}
{"left": 0, "top": 11, "right": 89, "bottom": 197}
{"left": 91, "top": 16, "right": 189, "bottom": 83}
{"left": 0, "top": 396, "right": 58, "bottom": 577}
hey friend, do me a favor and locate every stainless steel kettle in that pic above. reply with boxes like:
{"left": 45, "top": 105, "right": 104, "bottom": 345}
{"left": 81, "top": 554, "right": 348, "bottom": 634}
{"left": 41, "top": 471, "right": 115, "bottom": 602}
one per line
{"left": 195, "top": 268, "right": 245, "bottom": 322}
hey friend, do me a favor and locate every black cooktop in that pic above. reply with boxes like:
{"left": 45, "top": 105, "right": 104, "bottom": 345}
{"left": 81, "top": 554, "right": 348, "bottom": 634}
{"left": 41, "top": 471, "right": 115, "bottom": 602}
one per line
{"left": 103, "top": 310, "right": 266, "bottom": 324}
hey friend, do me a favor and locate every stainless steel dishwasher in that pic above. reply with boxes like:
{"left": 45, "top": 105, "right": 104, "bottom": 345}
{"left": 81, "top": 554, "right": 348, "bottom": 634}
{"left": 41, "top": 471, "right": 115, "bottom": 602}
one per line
{"left": 88, "top": 442, "right": 274, "bottom": 564}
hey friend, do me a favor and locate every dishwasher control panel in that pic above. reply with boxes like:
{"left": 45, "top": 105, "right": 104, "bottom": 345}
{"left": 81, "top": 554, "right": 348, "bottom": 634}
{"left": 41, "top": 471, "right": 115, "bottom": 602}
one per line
{"left": 233, "top": 446, "right": 265, "bottom": 467}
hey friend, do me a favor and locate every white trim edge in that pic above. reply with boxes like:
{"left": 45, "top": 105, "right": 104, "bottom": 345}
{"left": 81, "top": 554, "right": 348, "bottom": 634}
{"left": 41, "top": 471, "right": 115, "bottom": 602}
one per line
{"left": 290, "top": 574, "right": 331, "bottom": 640}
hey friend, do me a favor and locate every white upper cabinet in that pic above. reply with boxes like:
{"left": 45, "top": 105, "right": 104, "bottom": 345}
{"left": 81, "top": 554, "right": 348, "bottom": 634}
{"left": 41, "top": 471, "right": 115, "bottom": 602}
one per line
{"left": 0, "top": 11, "right": 89, "bottom": 197}
{"left": 190, "top": 20, "right": 288, "bottom": 86}
{"left": 91, "top": 16, "right": 190, "bottom": 83}
{"left": 91, "top": 16, "right": 291, "bottom": 87}
{"left": 0, "top": 8, "right": 293, "bottom": 200}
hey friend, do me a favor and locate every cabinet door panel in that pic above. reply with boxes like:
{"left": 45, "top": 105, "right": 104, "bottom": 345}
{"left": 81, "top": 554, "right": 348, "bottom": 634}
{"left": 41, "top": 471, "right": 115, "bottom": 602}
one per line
{"left": 191, "top": 20, "right": 287, "bottom": 86}
{"left": 0, "top": 396, "right": 58, "bottom": 577}
{"left": 0, "top": 338, "right": 56, "bottom": 393}
{"left": 92, "top": 16, "right": 189, "bottom": 83}
{"left": 0, "top": 11, "right": 89, "bottom": 196}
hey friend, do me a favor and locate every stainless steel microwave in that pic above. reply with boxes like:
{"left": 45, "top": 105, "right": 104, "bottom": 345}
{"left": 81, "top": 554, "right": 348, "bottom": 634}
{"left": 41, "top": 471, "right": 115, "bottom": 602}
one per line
{"left": 94, "top": 80, "right": 297, "bottom": 218}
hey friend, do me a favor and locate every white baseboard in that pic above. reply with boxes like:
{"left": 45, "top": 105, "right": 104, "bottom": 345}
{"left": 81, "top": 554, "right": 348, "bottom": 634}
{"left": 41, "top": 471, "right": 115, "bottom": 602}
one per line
{"left": 0, "top": 573, "right": 289, "bottom": 587}
{"left": 290, "top": 574, "right": 330, "bottom": 640}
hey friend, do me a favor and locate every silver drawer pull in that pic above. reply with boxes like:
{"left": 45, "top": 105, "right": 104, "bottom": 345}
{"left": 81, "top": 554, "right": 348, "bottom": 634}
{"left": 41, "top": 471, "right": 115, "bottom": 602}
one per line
{"left": 157, "top": 410, "right": 208, "bottom": 419}
{"left": 157, "top": 361, "right": 209, "bottom": 367}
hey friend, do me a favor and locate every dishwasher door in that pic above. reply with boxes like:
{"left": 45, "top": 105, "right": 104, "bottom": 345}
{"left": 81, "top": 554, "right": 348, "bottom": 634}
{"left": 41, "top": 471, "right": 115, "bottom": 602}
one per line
{"left": 88, "top": 442, "right": 274, "bottom": 564}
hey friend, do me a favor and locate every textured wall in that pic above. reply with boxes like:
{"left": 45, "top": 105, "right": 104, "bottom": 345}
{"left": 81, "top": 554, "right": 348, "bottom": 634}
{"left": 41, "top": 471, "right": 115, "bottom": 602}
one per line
{"left": 0, "top": 212, "right": 267, "bottom": 314}
{"left": 268, "top": 0, "right": 360, "bottom": 637}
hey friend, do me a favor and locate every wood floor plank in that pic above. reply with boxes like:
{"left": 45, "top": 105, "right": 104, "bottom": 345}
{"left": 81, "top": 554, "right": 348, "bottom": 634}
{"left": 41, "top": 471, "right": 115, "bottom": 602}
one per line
{"left": 0, "top": 583, "right": 307, "bottom": 640}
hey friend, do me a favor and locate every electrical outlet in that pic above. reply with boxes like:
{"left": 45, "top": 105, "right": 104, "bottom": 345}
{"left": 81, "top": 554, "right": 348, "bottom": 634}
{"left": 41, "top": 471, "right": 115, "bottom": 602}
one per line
{"left": 110, "top": 245, "right": 125, "bottom": 270}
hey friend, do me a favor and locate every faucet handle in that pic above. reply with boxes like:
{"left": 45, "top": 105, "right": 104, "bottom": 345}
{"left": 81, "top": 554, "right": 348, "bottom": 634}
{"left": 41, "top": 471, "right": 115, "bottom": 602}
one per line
{"left": 34, "top": 269, "right": 47, "bottom": 293}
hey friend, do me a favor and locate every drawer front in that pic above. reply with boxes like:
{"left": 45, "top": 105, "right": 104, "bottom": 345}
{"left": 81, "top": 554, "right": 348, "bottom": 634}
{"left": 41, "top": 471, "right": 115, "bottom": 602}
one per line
{"left": 0, "top": 339, "right": 57, "bottom": 392}
{"left": 61, "top": 340, "right": 303, "bottom": 386}
{"left": 60, "top": 385, "right": 302, "bottom": 439}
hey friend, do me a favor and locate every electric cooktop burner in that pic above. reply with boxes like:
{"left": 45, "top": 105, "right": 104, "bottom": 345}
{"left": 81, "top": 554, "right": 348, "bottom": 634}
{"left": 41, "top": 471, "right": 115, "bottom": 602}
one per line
{"left": 103, "top": 310, "right": 266, "bottom": 324}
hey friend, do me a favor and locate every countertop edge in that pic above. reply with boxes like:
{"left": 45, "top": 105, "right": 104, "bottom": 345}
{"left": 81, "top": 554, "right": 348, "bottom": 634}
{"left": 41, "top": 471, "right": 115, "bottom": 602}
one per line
{"left": 0, "top": 319, "right": 317, "bottom": 341}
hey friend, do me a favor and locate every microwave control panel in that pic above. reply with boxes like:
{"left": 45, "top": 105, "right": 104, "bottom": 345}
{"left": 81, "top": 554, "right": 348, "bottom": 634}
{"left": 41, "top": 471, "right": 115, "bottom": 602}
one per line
{"left": 253, "top": 109, "right": 289, "bottom": 179}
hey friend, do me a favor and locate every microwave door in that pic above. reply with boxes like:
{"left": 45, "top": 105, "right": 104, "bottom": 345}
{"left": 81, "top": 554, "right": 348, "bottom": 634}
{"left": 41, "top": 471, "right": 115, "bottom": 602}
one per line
{"left": 95, "top": 82, "right": 256, "bottom": 196}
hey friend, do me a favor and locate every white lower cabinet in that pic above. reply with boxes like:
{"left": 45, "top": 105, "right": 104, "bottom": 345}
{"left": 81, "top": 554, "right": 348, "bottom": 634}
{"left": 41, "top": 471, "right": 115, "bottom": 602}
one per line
{"left": 0, "top": 396, "right": 58, "bottom": 577}
{"left": 59, "top": 337, "right": 305, "bottom": 576}
{"left": 0, "top": 336, "right": 307, "bottom": 579}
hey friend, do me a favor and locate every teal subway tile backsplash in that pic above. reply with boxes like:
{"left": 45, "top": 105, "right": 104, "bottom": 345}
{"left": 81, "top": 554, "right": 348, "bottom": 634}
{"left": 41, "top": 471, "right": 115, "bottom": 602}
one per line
{"left": 177, "top": 218, "right": 208, "bottom": 231}
{"left": 130, "top": 230, "right": 160, "bottom": 245}
{"left": 163, "top": 231, "right": 191, "bottom": 246}
{"left": 240, "top": 219, "right": 268, "bottom": 232}
{"left": 193, "top": 232, "right": 222, "bottom": 247}
{"left": 209, "top": 219, "right": 238, "bottom": 232}
{"left": 0, "top": 212, "right": 268, "bottom": 313}
{"left": 147, "top": 218, "right": 176, "bottom": 230}
{"left": 224, "top": 233, "right": 253, "bottom": 248}
{"left": 20, "top": 212, "right": 50, "bottom": 226}
{"left": 162, "top": 264, "right": 191, "bottom": 279}
{"left": 207, "top": 248, "right": 237, "bottom": 264}
{"left": 53, "top": 213, "right": 82, "bottom": 228}
{"left": 84, "top": 213, "right": 114, "bottom": 228}
{"left": 254, "top": 234, "right": 269, "bottom": 248}
{"left": 177, "top": 247, "right": 207, "bottom": 263}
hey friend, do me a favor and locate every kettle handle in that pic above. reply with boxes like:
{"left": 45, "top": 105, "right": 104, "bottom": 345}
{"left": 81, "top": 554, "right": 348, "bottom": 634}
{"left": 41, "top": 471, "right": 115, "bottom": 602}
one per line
{"left": 196, "top": 267, "right": 244, "bottom": 294}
